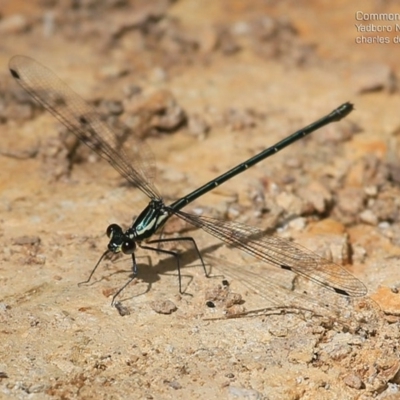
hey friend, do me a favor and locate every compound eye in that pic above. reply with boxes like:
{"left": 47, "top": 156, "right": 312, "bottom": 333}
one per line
{"left": 122, "top": 240, "right": 136, "bottom": 255}
{"left": 106, "top": 224, "right": 121, "bottom": 238}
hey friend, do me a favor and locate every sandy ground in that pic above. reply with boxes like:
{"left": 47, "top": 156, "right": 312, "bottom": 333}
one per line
{"left": 1, "top": 0, "right": 400, "bottom": 399}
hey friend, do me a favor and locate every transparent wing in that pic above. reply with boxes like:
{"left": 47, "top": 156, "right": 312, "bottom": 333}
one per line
{"left": 9, "top": 55, "right": 160, "bottom": 200}
{"left": 175, "top": 210, "right": 367, "bottom": 297}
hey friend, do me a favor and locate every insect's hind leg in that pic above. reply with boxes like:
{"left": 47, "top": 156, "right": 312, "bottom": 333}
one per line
{"left": 142, "top": 236, "right": 209, "bottom": 293}
{"left": 147, "top": 236, "right": 208, "bottom": 276}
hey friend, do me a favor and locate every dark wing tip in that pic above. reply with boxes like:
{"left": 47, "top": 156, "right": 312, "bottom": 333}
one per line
{"left": 79, "top": 115, "right": 89, "bottom": 125}
{"left": 9, "top": 68, "right": 20, "bottom": 79}
{"left": 333, "top": 287, "right": 350, "bottom": 296}
{"left": 9, "top": 55, "right": 35, "bottom": 80}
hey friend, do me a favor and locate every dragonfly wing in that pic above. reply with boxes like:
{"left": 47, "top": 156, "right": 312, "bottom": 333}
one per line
{"left": 9, "top": 55, "right": 160, "bottom": 200}
{"left": 175, "top": 210, "right": 367, "bottom": 297}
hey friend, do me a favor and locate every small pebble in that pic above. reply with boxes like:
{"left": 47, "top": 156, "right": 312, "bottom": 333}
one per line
{"left": 343, "top": 373, "right": 365, "bottom": 390}
{"left": 151, "top": 300, "right": 177, "bottom": 314}
{"left": 359, "top": 209, "right": 378, "bottom": 225}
